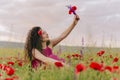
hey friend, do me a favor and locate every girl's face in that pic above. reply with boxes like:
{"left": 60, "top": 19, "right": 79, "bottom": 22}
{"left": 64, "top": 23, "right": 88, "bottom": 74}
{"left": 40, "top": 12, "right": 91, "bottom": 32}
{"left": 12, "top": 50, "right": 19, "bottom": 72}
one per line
{"left": 41, "top": 30, "right": 49, "bottom": 42}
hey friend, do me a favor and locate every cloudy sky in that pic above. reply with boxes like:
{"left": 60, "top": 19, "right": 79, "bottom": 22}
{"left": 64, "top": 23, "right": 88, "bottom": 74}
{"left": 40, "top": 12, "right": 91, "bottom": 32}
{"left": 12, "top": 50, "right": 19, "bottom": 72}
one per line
{"left": 0, "top": 0, "right": 120, "bottom": 47}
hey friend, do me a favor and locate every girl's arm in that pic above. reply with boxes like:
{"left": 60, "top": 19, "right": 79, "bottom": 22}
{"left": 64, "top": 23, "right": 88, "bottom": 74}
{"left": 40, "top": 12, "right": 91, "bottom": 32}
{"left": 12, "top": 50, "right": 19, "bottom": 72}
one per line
{"left": 32, "top": 49, "right": 68, "bottom": 66}
{"left": 51, "top": 14, "right": 80, "bottom": 47}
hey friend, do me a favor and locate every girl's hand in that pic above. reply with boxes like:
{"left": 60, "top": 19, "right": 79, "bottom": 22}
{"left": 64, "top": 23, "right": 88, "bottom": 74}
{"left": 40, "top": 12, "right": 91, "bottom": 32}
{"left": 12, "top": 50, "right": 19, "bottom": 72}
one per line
{"left": 74, "top": 14, "right": 80, "bottom": 21}
{"left": 73, "top": 14, "right": 80, "bottom": 25}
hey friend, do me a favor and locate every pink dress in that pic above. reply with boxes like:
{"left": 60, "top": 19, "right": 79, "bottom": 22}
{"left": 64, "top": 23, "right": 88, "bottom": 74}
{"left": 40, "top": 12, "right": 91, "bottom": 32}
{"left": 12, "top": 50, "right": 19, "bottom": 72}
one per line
{"left": 32, "top": 46, "right": 65, "bottom": 69}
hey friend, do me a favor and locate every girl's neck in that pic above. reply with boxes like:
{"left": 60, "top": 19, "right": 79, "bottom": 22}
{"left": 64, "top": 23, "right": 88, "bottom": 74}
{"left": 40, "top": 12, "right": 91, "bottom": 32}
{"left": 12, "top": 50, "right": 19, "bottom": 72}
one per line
{"left": 41, "top": 41, "right": 47, "bottom": 49}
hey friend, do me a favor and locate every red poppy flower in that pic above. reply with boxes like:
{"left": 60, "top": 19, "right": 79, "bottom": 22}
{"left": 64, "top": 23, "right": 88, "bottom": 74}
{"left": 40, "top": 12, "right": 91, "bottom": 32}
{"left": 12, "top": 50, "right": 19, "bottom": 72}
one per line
{"left": 2, "top": 65, "right": 8, "bottom": 70}
{"left": 111, "top": 78, "right": 118, "bottom": 80}
{"left": 75, "top": 63, "right": 86, "bottom": 74}
{"left": 38, "top": 30, "right": 42, "bottom": 36}
{"left": 110, "top": 55, "right": 113, "bottom": 58}
{"left": 66, "top": 55, "right": 71, "bottom": 59}
{"left": 68, "top": 6, "right": 77, "bottom": 15}
{"left": 0, "top": 64, "right": 2, "bottom": 69}
{"left": 113, "top": 57, "right": 118, "bottom": 63}
{"left": 113, "top": 66, "right": 119, "bottom": 70}
{"left": 0, "top": 64, "right": 15, "bottom": 76}
{"left": 0, "top": 73, "right": 2, "bottom": 76}
{"left": 72, "top": 6, "right": 77, "bottom": 10}
{"left": 5, "top": 66, "right": 15, "bottom": 76}
{"left": 5, "top": 78, "right": 14, "bottom": 80}
{"left": 54, "top": 62, "right": 63, "bottom": 68}
{"left": 89, "top": 62, "right": 103, "bottom": 71}
{"left": 18, "top": 61, "right": 22, "bottom": 67}
{"left": 72, "top": 54, "right": 75, "bottom": 57}
{"left": 105, "top": 66, "right": 112, "bottom": 72}
{"left": 7, "top": 61, "right": 14, "bottom": 66}
{"left": 75, "top": 54, "right": 79, "bottom": 57}
{"left": 113, "top": 66, "right": 119, "bottom": 72}
{"left": 97, "top": 50, "right": 105, "bottom": 56}
{"left": 69, "top": 10, "right": 72, "bottom": 14}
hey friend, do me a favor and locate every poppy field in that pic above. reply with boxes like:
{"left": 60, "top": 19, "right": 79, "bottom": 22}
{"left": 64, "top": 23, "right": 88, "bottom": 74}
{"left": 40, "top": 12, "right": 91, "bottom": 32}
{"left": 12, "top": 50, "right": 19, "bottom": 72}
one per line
{"left": 0, "top": 47, "right": 120, "bottom": 80}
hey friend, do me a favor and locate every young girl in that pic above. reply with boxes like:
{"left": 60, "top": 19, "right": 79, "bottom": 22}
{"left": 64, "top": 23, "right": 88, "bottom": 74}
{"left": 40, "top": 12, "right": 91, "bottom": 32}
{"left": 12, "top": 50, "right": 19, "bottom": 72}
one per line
{"left": 24, "top": 15, "right": 80, "bottom": 69}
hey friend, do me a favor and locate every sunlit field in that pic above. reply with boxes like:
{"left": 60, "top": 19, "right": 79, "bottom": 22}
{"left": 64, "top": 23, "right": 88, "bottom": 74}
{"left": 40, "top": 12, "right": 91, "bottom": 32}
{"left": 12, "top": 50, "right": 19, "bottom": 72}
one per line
{"left": 0, "top": 47, "right": 120, "bottom": 80}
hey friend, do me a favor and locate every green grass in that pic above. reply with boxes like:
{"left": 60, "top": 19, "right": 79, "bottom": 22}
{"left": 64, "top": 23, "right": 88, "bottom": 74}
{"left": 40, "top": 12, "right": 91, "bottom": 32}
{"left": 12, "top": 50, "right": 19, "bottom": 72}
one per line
{"left": 0, "top": 47, "right": 120, "bottom": 80}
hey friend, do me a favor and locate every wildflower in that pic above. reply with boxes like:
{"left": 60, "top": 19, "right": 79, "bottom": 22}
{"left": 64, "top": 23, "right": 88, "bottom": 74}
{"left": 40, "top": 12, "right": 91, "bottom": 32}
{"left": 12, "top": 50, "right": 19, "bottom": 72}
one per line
{"left": 66, "top": 55, "right": 71, "bottom": 59}
{"left": 105, "top": 66, "right": 112, "bottom": 72}
{"left": 75, "top": 63, "right": 86, "bottom": 74}
{"left": 54, "top": 62, "right": 63, "bottom": 68}
{"left": 18, "top": 61, "right": 22, "bottom": 67}
{"left": 97, "top": 50, "right": 105, "bottom": 56}
{"left": 113, "top": 57, "right": 118, "bottom": 63}
{"left": 5, "top": 77, "right": 14, "bottom": 80}
{"left": 89, "top": 62, "right": 103, "bottom": 71}
{"left": 7, "top": 62, "right": 14, "bottom": 66}
{"left": 5, "top": 66, "right": 15, "bottom": 76}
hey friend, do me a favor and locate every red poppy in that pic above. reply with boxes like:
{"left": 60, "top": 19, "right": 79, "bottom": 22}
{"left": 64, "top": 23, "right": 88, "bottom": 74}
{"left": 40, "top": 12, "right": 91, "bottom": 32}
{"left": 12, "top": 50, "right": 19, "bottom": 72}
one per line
{"left": 7, "top": 61, "right": 14, "bottom": 66}
{"left": 3, "top": 65, "right": 7, "bottom": 70}
{"left": 75, "top": 54, "right": 79, "bottom": 57}
{"left": 75, "top": 63, "right": 86, "bottom": 74}
{"left": 69, "top": 10, "right": 72, "bottom": 14}
{"left": 89, "top": 62, "right": 103, "bottom": 71}
{"left": 72, "top": 54, "right": 75, "bottom": 57}
{"left": 113, "top": 57, "right": 118, "bottom": 63}
{"left": 72, "top": 6, "right": 77, "bottom": 10}
{"left": 113, "top": 66, "right": 119, "bottom": 70}
{"left": 0, "top": 64, "right": 2, "bottom": 69}
{"left": 18, "top": 61, "right": 22, "bottom": 67}
{"left": 97, "top": 50, "right": 105, "bottom": 56}
{"left": 66, "top": 55, "right": 71, "bottom": 59}
{"left": 0, "top": 64, "right": 15, "bottom": 76}
{"left": 0, "top": 73, "right": 2, "bottom": 76}
{"left": 68, "top": 6, "right": 77, "bottom": 15}
{"left": 110, "top": 55, "right": 113, "bottom": 58}
{"left": 5, "top": 66, "right": 15, "bottom": 76}
{"left": 104, "top": 66, "right": 112, "bottom": 72}
{"left": 54, "top": 62, "right": 63, "bottom": 68}
{"left": 111, "top": 78, "right": 118, "bottom": 80}
{"left": 38, "top": 30, "right": 42, "bottom": 36}
{"left": 72, "top": 54, "right": 80, "bottom": 58}
{"left": 113, "top": 66, "right": 119, "bottom": 72}
{"left": 5, "top": 77, "right": 14, "bottom": 80}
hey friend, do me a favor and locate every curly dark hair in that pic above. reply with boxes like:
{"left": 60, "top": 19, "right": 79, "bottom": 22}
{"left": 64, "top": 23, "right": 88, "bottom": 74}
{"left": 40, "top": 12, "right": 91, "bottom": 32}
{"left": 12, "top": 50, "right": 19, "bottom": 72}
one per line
{"left": 24, "top": 26, "right": 42, "bottom": 62}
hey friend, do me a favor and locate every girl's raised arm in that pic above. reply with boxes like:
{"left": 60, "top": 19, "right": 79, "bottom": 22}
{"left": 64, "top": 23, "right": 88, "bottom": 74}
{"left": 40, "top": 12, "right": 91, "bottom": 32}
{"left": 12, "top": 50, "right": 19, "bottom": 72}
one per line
{"left": 51, "top": 15, "right": 80, "bottom": 47}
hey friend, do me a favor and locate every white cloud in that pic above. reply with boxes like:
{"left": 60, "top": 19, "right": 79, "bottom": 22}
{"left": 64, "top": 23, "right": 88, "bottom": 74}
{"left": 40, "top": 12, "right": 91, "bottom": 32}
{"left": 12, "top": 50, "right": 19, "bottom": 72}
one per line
{"left": 0, "top": 25, "right": 10, "bottom": 33}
